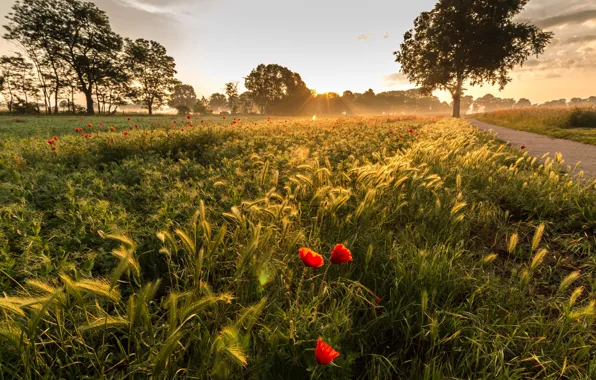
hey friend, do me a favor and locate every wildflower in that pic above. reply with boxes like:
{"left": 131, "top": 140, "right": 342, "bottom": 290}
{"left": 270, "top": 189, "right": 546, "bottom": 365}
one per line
{"left": 180, "top": 128, "right": 184, "bottom": 132}
{"left": 53, "top": 136, "right": 58, "bottom": 141}
{"left": 521, "top": 145, "right": 526, "bottom": 150}
{"left": 127, "top": 117, "right": 131, "bottom": 121}
{"left": 223, "top": 116, "right": 226, "bottom": 119}
{"left": 129, "top": 125, "right": 133, "bottom": 130}
{"left": 187, "top": 115, "right": 191, "bottom": 119}
{"left": 52, "top": 146, "right": 57, "bottom": 151}
{"left": 299, "top": 248, "right": 324, "bottom": 268}
{"left": 173, "top": 121, "right": 177, "bottom": 124}
{"left": 315, "top": 338, "right": 340, "bottom": 365}
{"left": 375, "top": 296, "right": 381, "bottom": 304}
{"left": 47, "top": 140, "right": 54, "bottom": 145}
{"left": 330, "top": 244, "right": 353, "bottom": 264}
{"left": 100, "top": 122, "right": 104, "bottom": 126}
{"left": 110, "top": 126, "right": 115, "bottom": 131}
{"left": 409, "top": 128, "right": 414, "bottom": 134}
{"left": 124, "top": 132, "right": 128, "bottom": 135}
{"left": 88, "top": 123, "right": 92, "bottom": 127}
{"left": 135, "top": 124, "right": 139, "bottom": 128}
{"left": 75, "top": 128, "right": 82, "bottom": 132}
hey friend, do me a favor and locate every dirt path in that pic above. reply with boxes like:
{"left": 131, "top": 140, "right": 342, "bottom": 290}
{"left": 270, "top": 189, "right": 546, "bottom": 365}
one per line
{"left": 468, "top": 119, "right": 596, "bottom": 179}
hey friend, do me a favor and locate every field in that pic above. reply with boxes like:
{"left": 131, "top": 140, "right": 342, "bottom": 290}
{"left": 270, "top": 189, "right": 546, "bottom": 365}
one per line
{"left": 473, "top": 107, "right": 596, "bottom": 145}
{"left": 0, "top": 115, "right": 595, "bottom": 379}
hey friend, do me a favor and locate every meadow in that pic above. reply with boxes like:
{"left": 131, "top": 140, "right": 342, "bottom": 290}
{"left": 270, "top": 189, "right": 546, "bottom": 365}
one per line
{"left": 0, "top": 114, "right": 595, "bottom": 379}
{"left": 473, "top": 106, "right": 596, "bottom": 145}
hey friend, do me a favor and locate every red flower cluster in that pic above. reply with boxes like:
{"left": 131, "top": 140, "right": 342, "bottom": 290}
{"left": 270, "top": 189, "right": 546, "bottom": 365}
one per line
{"left": 75, "top": 128, "right": 82, "bottom": 132}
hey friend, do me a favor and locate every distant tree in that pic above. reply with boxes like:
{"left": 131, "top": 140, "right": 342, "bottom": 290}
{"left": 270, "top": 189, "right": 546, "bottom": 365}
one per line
{"left": 394, "top": 0, "right": 552, "bottom": 118}
{"left": 342, "top": 90, "right": 355, "bottom": 102}
{"left": 193, "top": 96, "right": 211, "bottom": 114}
{"left": 244, "top": 64, "right": 311, "bottom": 114}
{"left": 209, "top": 93, "right": 228, "bottom": 112}
{"left": 95, "top": 71, "right": 130, "bottom": 114}
{"left": 224, "top": 81, "right": 239, "bottom": 114}
{"left": 169, "top": 83, "right": 197, "bottom": 115}
{"left": 237, "top": 92, "right": 254, "bottom": 114}
{"left": 0, "top": 54, "right": 36, "bottom": 112}
{"left": 125, "top": 39, "right": 177, "bottom": 115}
{"left": 515, "top": 98, "right": 532, "bottom": 108}
{"left": 540, "top": 99, "right": 566, "bottom": 107}
{"left": 460, "top": 95, "right": 474, "bottom": 114}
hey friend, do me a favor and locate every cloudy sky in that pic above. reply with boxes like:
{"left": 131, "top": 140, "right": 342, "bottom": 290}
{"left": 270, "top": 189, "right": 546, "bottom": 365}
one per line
{"left": 0, "top": 0, "right": 594, "bottom": 104}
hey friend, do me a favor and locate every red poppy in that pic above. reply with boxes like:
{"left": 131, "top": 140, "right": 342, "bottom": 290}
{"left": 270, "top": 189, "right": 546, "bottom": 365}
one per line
{"left": 52, "top": 146, "right": 57, "bottom": 151}
{"left": 100, "top": 122, "right": 104, "bottom": 126}
{"left": 53, "top": 136, "right": 58, "bottom": 141}
{"left": 408, "top": 129, "right": 414, "bottom": 134}
{"left": 135, "top": 124, "right": 139, "bottom": 128}
{"left": 173, "top": 120, "right": 177, "bottom": 124}
{"left": 186, "top": 115, "right": 191, "bottom": 119}
{"left": 315, "top": 338, "right": 340, "bottom": 365}
{"left": 127, "top": 117, "right": 131, "bottom": 121}
{"left": 129, "top": 125, "right": 133, "bottom": 130}
{"left": 223, "top": 116, "right": 226, "bottom": 119}
{"left": 47, "top": 140, "right": 54, "bottom": 145}
{"left": 123, "top": 131, "right": 128, "bottom": 135}
{"left": 110, "top": 126, "right": 115, "bottom": 131}
{"left": 299, "top": 248, "right": 324, "bottom": 268}
{"left": 88, "top": 123, "right": 93, "bottom": 127}
{"left": 180, "top": 128, "right": 184, "bottom": 132}
{"left": 201, "top": 120, "right": 204, "bottom": 123}
{"left": 375, "top": 296, "right": 381, "bottom": 304}
{"left": 75, "top": 128, "right": 82, "bottom": 132}
{"left": 330, "top": 244, "right": 353, "bottom": 264}
{"left": 520, "top": 145, "right": 525, "bottom": 150}
{"left": 389, "top": 131, "right": 394, "bottom": 135}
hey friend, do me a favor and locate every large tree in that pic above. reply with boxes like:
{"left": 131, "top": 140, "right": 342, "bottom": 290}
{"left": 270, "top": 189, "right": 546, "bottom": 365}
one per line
{"left": 394, "top": 0, "right": 552, "bottom": 118}
{"left": 169, "top": 83, "right": 197, "bottom": 114}
{"left": 208, "top": 93, "right": 228, "bottom": 112}
{"left": 0, "top": 54, "right": 36, "bottom": 112}
{"left": 125, "top": 38, "right": 177, "bottom": 115}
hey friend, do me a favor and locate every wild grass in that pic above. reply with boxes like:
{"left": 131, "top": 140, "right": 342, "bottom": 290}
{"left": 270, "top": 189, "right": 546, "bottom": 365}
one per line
{"left": 473, "top": 106, "right": 596, "bottom": 145}
{"left": 0, "top": 115, "right": 595, "bottom": 379}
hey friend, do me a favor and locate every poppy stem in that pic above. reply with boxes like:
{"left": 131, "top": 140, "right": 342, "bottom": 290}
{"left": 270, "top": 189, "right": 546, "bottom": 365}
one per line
{"left": 313, "top": 264, "right": 331, "bottom": 322}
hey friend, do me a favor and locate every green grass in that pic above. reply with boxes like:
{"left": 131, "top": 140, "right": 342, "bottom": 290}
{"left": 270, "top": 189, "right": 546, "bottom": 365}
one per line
{"left": 0, "top": 115, "right": 595, "bottom": 379}
{"left": 473, "top": 106, "right": 596, "bottom": 145}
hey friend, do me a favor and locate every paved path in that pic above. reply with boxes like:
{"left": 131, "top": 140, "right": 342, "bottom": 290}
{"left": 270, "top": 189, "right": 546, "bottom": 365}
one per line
{"left": 468, "top": 119, "right": 596, "bottom": 179}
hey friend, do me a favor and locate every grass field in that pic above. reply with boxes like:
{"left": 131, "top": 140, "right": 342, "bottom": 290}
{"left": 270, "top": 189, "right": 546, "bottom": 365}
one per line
{"left": 0, "top": 115, "right": 595, "bottom": 379}
{"left": 473, "top": 106, "right": 596, "bottom": 145}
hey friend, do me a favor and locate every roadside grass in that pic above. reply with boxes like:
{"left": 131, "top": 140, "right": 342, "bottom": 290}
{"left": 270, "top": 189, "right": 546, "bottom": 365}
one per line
{"left": 473, "top": 106, "right": 596, "bottom": 145}
{"left": 0, "top": 115, "right": 595, "bottom": 379}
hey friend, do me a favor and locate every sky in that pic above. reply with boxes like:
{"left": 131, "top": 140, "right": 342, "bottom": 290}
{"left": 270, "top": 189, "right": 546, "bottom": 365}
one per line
{"left": 0, "top": 0, "right": 595, "bottom": 104}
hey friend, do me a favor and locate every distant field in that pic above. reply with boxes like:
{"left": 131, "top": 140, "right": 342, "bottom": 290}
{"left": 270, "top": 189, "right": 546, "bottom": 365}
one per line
{"left": 473, "top": 106, "right": 596, "bottom": 145}
{"left": 0, "top": 115, "right": 595, "bottom": 378}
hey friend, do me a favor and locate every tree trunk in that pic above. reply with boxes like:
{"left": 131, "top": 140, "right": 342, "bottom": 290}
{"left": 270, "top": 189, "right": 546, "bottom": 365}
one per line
{"left": 54, "top": 86, "right": 59, "bottom": 115}
{"left": 84, "top": 89, "right": 95, "bottom": 115}
{"left": 451, "top": 76, "right": 463, "bottom": 118}
{"left": 148, "top": 102, "right": 153, "bottom": 116}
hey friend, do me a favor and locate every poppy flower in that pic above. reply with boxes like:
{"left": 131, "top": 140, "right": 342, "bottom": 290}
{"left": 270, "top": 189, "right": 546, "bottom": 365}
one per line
{"left": 100, "top": 122, "right": 104, "bottom": 126}
{"left": 129, "top": 125, "right": 133, "bottom": 130}
{"left": 408, "top": 129, "right": 414, "bottom": 134}
{"left": 47, "top": 140, "right": 54, "bottom": 145}
{"left": 75, "top": 128, "right": 82, "bottom": 132}
{"left": 135, "top": 124, "right": 139, "bottom": 128}
{"left": 53, "top": 136, "right": 58, "bottom": 141}
{"left": 330, "top": 244, "right": 353, "bottom": 264}
{"left": 110, "top": 126, "right": 115, "bottom": 131}
{"left": 173, "top": 121, "right": 177, "bottom": 124}
{"left": 315, "top": 338, "right": 340, "bottom": 365}
{"left": 520, "top": 145, "right": 525, "bottom": 150}
{"left": 186, "top": 115, "right": 191, "bottom": 119}
{"left": 52, "top": 146, "right": 57, "bottom": 151}
{"left": 375, "top": 296, "right": 381, "bottom": 304}
{"left": 299, "top": 248, "right": 324, "bottom": 268}
{"left": 223, "top": 116, "right": 226, "bottom": 119}
{"left": 123, "top": 131, "right": 128, "bottom": 135}
{"left": 127, "top": 117, "right": 131, "bottom": 121}
{"left": 88, "top": 123, "right": 92, "bottom": 127}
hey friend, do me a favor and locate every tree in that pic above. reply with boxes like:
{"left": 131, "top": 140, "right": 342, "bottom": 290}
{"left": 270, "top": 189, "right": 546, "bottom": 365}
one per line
{"left": 237, "top": 92, "right": 254, "bottom": 114}
{"left": 193, "top": 96, "right": 211, "bottom": 115}
{"left": 169, "top": 83, "right": 197, "bottom": 115}
{"left": 394, "top": 0, "right": 552, "bottom": 118}
{"left": 209, "top": 93, "right": 228, "bottom": 112}
{"left": 224, "top": 81, "right": 239, "bottom": 114}
{"left": 0, "top": 54, "right": 36, "bottom": 112}
{"left": 244, "top": 64, "right": 311, "bottom": 114}
{"left": 125, "top": 39, "right": 177, "bottom": 115}
{"left": 515, "top": 98, "right": 532, "bottom": 108}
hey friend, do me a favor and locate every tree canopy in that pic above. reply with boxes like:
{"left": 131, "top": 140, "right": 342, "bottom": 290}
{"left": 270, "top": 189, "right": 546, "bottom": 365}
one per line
{"left": 394, "top": 0, "right": 552, "bottom": 117}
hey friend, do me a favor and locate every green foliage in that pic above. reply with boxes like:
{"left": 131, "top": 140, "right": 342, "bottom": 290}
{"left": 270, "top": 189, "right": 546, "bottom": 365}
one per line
{"left": 0, "top": 115, "right": 595, "bottom": 378}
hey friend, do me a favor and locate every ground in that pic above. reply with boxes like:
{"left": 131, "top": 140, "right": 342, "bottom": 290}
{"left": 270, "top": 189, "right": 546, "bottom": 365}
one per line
{"left": 0, "top": 115, "right": 595, "bottom": 379}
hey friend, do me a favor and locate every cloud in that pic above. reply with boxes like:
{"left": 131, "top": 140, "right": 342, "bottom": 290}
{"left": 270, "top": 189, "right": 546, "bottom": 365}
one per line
{"left": 562, "top": 34, "right": 596, "bottom": 45}
{"left": 383, "top": 73, "right": 410, "bottom": 85}
{"left": 113, "top": 0, "right": 176, "bottom": 14}
{"left": 535, "top": 9, "right": 596, "bottom": 28}
{"left": 383, "top": 32, "right": 390, "bottom": 39}
{"left": 357, "top": 33, "right": 372, "bottom": 40}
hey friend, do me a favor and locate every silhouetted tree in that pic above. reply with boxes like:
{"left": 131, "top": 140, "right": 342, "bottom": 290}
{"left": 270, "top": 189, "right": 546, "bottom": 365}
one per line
{"left": 515, "top": 98, "right": 532, "bottom": 108}
{"left": 237, "top": 92, "right": 255, "bottom": 114}
{"left": 0, "top": 54, "right": 36, "bottom": 112}
{"left": 169, "top": 83, "right": 197, "bottom": 115}
{"left": 224, "top": 81, "right": 239, "bottom": 114}
{"left": 125, "top": 39, "right": 177, "bottom": 115}
{"left": 395, "top": 0, "right": 552, "bottom": 118}
{"left": 209, "top": 93, "right": 228, "bottom": 112}
{"left": 540, "top": 99, "right": 566, "bottom": 107}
